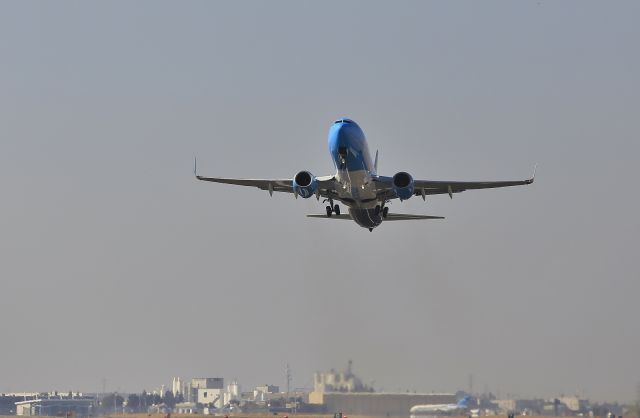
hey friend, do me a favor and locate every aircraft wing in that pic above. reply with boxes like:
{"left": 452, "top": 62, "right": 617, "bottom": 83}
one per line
{"left": 196, "top": 175, "right": 339, "bottom": 197}
{"left": 195, "top": 163, "right": 337, "bottom": 198}
{"left": 375, "top": 168, "right": 535, "bottom": 200}
{"left": 196, "top": 176, "right": 293, "bottom": 193}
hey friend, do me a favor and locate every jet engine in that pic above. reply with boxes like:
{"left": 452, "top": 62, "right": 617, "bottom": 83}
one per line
{"left": 292, "top": 170, "right": 317, "bottom": 198}
{"left": 392, "top": 171, "right": 415, "bottom": 200}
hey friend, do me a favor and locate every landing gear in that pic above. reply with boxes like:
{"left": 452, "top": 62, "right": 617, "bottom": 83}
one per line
{"left": 374, "top": 205, "right": 381, "bottom": 216}
{"left": 369, "top": 228, "right": 373, "bottom": 232}
{"left": 323, "top": 199, "right": 340, "bottom": 217}
{"left": 382, "top": 206, "right": 389, "bottom": 219}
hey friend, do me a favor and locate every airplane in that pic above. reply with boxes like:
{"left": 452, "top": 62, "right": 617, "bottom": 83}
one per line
{"left": 195, "top": 118, "right": 534, "bottom": 231}
{"left": 409, "top": 396, "right": 473, "bottom": 417}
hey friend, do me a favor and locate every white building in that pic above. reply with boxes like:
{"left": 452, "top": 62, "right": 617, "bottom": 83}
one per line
{"left": 197, "top": 388, "right": 223, "bottom": 407}
{"left": 190, "top": 377, "right": 224, "bottom": 407}
{"left": 224, "top": 381, "right": 240, "bottom": 405}
{"left": 172, "top": 377, "right": 183, "bottom": 397}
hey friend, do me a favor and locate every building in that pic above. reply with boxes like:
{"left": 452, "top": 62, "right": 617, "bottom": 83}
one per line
{"left": 15, "top": 398, "right": 95, "bottom": 416}
{"left": 190, "top": 377, "right": 224, "bottom": 407}
{"left": 309, "top": 392, "right": 457, "bottom": 417}
{"left": 171, "top": 377, "right": 183, "bottom": 397}
{"left": 174, "top": 402, "right": 198, "bottom": 414}
{"left": 197, "top": 389, "right": 223, "bottom": 407}
{"left": 224, "top": 381, "right": 241, "bottom": 405}
{"left": 492, "top": 399, "right": 543, "bottom": 414}
{"left": 191, "top": 378, "right": 223, "bottom": 390}
{"left": 559, "top": 396, "right": 588, "bottom": 413}
{"left": 253, "top": 385, "right": 280, "bottom": 403}
{"left": 314, "top": 361, "right": 373, "bottom": 393}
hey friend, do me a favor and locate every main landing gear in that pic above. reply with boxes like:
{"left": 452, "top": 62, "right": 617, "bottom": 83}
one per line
{"left": 325, "top": 200, "right": 340, "bottom": 217}
{"left": 375, "top": 204, "right": 390, "bottom": 219}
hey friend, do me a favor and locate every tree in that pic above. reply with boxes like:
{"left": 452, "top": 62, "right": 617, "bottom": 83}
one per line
{"left": 127, "top": 394, "right": 141, "bottom": 412}
{"left": 164, "top": 391, "right": 176, "bottom": 408}
{"left": 101, "top": 393, "right": 124, "bottom": 413}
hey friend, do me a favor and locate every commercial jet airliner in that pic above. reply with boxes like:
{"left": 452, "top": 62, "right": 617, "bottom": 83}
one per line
{"left": 195, "top": 118, "right": 534, "bottom": 231}
{"left": 410, "top": 396, "right": 473, "bottom": 418}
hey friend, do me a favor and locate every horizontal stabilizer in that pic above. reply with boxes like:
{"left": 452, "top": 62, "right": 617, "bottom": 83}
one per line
{"left": 306, "top": 213, "right": 444, "bottom": 220}
{"left": 385, "top": 213, "right": 444, "bottom": 220}
{"left": 306, "top": 214, "right": 352, "bottom": 220}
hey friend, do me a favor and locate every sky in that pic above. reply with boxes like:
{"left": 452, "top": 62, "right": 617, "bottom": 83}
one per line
{"left": 1, "top": 0, "right": 639, "bottom": 403}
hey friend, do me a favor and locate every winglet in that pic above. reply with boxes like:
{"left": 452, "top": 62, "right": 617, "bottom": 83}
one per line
{"left": 527, "top": 163, "right": 537, "bottom": 184}
{"left": 193, "top": 156, "right": 198, "bottom": 178}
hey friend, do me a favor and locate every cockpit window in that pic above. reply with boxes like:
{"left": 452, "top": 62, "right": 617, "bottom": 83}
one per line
{"left": 334, "top": 118, "right": 354, "bottom": 124}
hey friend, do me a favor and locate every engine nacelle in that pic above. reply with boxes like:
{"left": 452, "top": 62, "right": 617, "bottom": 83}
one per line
{"left": 392, "top": 171, "right": 415, "bottom": 200}
{"left": 292, "top": 170, "right": 317, "bottom": 198}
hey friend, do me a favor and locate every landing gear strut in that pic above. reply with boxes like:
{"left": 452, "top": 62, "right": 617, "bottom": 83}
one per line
{"left": 324, "top": 199, "right": 340, "bottom": 217}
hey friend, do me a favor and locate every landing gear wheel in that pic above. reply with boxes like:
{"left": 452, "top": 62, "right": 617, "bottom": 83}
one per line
{"left": 382, "top": 206, "right": 389, "bottom": 218}
{"left": 333, "top": 204, "right": 340, "bottom": 216}
{"left": 374, "top": 205, "right": 381, "bottom": 216}
{"left": 326, "top": 206, "right": 333, "bottom": 217}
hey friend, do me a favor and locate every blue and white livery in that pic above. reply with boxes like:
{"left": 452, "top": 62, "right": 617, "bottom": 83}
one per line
{"left": 410, "top": 396, "right": 474, "bottom": 418}
{"left": 196, "top": 118, "right": 534, "bottom": 231}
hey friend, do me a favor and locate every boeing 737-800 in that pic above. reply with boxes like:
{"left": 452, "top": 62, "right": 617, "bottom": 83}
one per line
{"left": 410, "top": 396, "right": 473, "bottom": 418}
{"left": 195, "top": 118, "right": 534, "bottom": 231}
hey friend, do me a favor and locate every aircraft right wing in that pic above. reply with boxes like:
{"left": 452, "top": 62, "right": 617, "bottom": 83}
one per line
{"left": 195, "top": 159, "right": 338, "bottom": 198}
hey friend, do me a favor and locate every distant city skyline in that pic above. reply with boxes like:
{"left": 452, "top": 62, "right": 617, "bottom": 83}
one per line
{"left": 1, "top": 0, "right": 639, "bottom": 404}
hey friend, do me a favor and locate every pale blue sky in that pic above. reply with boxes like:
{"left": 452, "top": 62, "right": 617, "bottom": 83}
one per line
{"left": 1, "top": 1, "right": 639, "bottom": 402}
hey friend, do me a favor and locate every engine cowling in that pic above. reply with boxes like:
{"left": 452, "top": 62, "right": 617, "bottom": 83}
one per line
{"left": 292, "top": 170, "right": 317, "bottom": 198}
{"left": 392, "top": 171, "right": 415, "bottom": 200}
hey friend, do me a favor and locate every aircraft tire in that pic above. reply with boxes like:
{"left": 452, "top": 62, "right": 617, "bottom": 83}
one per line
{"left": 326, "top": 206, "right": 333, "bottom": 217}
{"left": 382, "top": 206, "right": 389, "bottom": 218}
{"left": 334, "top": 204, "right": 340, "bottom": 215}
{"left": 374, "top": 205, "right": 381, "bottom": 215}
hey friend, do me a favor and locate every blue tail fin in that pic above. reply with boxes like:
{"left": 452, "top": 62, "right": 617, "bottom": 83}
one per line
{"left": 457, "top": 396, "right": 472, "bottom": 408}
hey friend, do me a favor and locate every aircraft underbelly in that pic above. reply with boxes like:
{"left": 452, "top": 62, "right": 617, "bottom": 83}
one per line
{"left": 335, "top": 169, "right": 377, "bottom": 207}
{"left": 349, "top": 208, "right": 383, "bottom": 229}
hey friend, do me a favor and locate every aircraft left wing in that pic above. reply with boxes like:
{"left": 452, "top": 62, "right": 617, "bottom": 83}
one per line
{"left": 375, "top": 168, "right": 535, "bottom": 200}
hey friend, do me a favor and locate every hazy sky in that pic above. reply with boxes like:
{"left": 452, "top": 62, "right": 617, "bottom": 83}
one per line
{"left": 1, "top": 0, "right": 639, "bottom": 403}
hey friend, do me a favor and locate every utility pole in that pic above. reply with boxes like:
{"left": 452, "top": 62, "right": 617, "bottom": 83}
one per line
{"left": 285, "top": 364, "right": 292, "bottom": 413}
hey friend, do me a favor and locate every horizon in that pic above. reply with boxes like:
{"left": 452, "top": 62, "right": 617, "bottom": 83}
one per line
{"left": 1, "top": 0, "right": 639, "bottom": 405}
